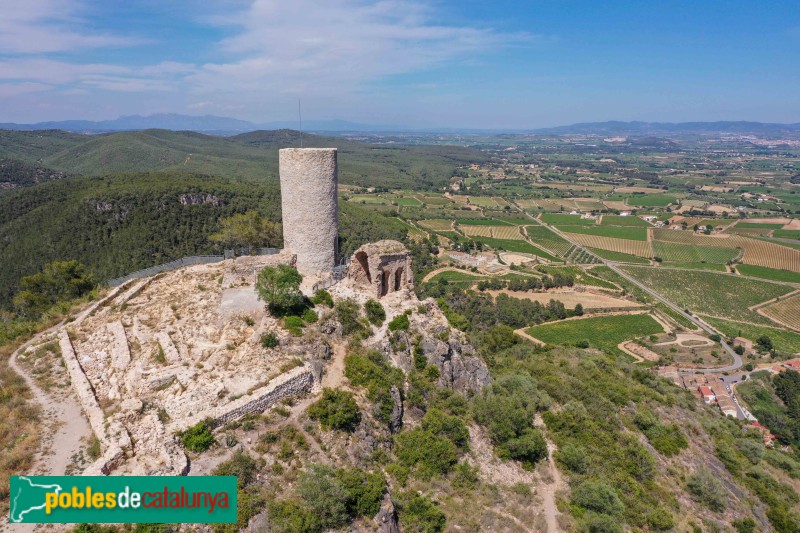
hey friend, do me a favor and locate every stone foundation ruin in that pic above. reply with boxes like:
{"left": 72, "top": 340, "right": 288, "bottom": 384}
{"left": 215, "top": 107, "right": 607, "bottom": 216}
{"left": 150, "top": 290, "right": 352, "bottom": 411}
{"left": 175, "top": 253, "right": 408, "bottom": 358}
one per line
{"left": 347, "top": 240, "right": 414, "bottom": 298}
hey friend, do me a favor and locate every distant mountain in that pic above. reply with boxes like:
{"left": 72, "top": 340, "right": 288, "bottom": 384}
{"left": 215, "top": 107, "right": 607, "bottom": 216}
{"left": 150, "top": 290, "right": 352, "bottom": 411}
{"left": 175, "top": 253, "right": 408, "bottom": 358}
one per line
{"left": 531, "top": 120, "right": 800, "bottom": 136}
{"left": 0, "top": 114, "right": 399, "bottom": 134}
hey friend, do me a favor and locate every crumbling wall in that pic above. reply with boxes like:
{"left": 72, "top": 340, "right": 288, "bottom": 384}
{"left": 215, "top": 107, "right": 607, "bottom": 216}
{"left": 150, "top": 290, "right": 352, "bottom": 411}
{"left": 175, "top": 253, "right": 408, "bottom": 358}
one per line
{"left": 347, "top": 240, "right": 413, "bottom": 298}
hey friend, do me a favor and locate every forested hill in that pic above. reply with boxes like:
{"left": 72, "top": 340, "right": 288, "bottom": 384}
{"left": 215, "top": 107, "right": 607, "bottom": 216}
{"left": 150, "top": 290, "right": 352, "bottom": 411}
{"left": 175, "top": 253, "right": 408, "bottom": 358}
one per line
{"left": 0, "top": 128, "right": 488, "bottom": 189}
{"left": 0, "top": 172, "right": 410, "bottom": 308}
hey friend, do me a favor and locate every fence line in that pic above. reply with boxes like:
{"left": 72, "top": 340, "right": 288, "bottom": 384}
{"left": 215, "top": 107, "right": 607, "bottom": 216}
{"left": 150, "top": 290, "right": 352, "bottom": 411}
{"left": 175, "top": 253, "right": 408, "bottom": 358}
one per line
{"left": 106, "top": 248, "right": 281, "bottom": 287}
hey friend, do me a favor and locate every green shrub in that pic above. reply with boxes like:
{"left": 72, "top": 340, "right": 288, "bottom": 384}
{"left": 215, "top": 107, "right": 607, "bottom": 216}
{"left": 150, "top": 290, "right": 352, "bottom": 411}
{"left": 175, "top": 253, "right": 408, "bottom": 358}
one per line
{"left": 344, "top": 351, "right": 404, "bottom": 423}
{"left": 297, "top": 465, "right": 350, "bottom": 530}
{"left": 396, "top": 492, "right": 446, "bottom": 533}
{"left": 212, "top": 450, "right": 258, "bottom": 488}
{"left": 302, "top": 308, "right": 318, "bottom": 323}
{"left": 336, "top": 467, "right": 387, "bottom": 517}
{"left": 571, "top": 480, "right": 624, "bottom": 515}
{"left": 364, "top": 299, "right": 386, "bottom": 326}
{"left": 307, "top": 388, "right": 361, "bottom": 432}
{"left": 395, "top": 429, "right": 458, "bottom": 479}
{"left": 420, "top": 408, "right": 469, "bottom": 450}
{"left": 388, "top": 313, "right": 410, "bottom": 332}
{"left": 180, "top": 419, "right": 215, "bottom": 452}
{"left": 647, "top": 507, "right": 675, "bottom": 530}
{"left": 260, "top": 332, "right": 279, "bottom": 348}
{"left": 255, "top": 265, "right": 304, "bottom": 316}
{"left": 267, "top": 498, "right": 322, "bottom": 533}
{"left": 556, "top": 443, "right": 588, "bottom": 473}
{"left": 643, "top": 423, "right": 688, "bottom": 456}
{"left": 736, "top": 438, "right": 765, "bottom": 465}
{"left": 311, "top": 289, "right": 334, "bottom": 307}
{"left": 283, "top": 316, "right": 305, "bottom": 336}
{"left": 687, "top": 468, "right": 727, "bottom": 512}
{"left": 336, "top": 299, "right": 367, "bottom": 336}
{"left": 580, "top": 512, "right": 623, "bottom": 533}
{"left": 733, "top": 518, "right": 757, "bottom": 533}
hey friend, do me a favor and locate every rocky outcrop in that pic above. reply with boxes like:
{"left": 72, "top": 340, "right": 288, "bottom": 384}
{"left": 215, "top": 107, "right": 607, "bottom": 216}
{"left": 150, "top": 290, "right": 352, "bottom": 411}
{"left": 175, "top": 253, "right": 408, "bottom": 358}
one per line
{"left": 419, "top": 337, "right": 491, "bottom": 394}
{"left": 389, "top": 385, "right": 403, "bottom": 433}
{"left": 373, "top": 494, "right": 400, "bottom": 533}
{"left": 179, "top": 193, "right": 223, "bottom": 206}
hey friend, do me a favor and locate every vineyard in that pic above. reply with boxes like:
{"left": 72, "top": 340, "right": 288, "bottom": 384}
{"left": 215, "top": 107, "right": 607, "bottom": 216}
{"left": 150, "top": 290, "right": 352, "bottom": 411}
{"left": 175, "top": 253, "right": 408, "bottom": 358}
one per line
{"left": 566, "top": 246, "right": 603, "bottom": 264}
{"left": 525, "top": 225, "right": 573, "bottom": 255}
{"left": 461, "top": 225, "right": 524, "bottom": 240}
{"left": 556, "top": 225, "right": 648, "bottom": 241}
{"left": 563, "top": 232, "right": 652, "bottom": 257}
{"left": 541, "top": 213, "right": 596, "bottom": 226}
{"left": 735, "top": 264, "right": 800, "bottom": 283}
{"left": 651, "top": 228, "right": 740, "bottom": 247}
{"left": 737, "top": 238, "right": 800, "bottom": 272}
{"left": 621, "top": 266, "right": 795, "bottom": 324}
{"left": 652, "top": 241, "right": 739, "bottom": 264}
{"left": 600, "top": 215, "right": 651, "bottom": 227}
{"left": 759, "top": 293, "right": 800, "bottom": 330}
{"left": 418, "top": 219, "right": 453, "bottom": 231}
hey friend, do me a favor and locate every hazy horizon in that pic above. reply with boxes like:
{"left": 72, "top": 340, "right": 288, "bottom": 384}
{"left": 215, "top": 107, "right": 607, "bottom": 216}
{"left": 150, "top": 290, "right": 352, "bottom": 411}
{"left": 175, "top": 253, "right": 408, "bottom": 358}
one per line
{"left": 1, "top": 1, "right": 799, "bottom": 128}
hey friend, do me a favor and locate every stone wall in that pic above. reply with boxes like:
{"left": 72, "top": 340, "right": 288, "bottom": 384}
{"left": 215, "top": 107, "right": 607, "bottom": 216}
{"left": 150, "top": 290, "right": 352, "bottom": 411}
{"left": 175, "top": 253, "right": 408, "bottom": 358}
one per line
{"left": 279, "top": 148, "right": 338, "bottom": 277}
{"left": 170, "top": 365, "right": 315, "bottom": 432}
{"left": 348, "top": 240, "right": 413, "bottom": 298}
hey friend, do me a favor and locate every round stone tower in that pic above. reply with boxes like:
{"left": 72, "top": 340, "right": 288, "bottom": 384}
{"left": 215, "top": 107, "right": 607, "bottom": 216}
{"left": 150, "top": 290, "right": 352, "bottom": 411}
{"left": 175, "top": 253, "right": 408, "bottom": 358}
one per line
{"left": 279, "top": 148, "right": 338, "bottom": 277}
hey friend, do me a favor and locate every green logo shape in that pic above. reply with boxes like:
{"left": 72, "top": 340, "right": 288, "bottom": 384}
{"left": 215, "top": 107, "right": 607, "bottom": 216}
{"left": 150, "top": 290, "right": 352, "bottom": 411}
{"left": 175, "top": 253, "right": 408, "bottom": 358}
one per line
{"left": 9, "top": 476, "right": 237, "bottom": 524}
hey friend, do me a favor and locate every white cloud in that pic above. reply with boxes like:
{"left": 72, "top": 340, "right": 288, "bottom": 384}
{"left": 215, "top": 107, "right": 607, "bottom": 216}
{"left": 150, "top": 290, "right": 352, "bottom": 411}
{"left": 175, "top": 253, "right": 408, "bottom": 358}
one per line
{"left": 0, "top": 0, "right": 144, "bottom": 54}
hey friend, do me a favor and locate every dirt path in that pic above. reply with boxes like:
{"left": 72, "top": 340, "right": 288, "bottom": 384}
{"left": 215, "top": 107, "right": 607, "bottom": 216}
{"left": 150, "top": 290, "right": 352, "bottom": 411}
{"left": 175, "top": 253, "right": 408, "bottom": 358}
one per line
{"left": 534, "top": 414, "right": 565, "bottom": 532}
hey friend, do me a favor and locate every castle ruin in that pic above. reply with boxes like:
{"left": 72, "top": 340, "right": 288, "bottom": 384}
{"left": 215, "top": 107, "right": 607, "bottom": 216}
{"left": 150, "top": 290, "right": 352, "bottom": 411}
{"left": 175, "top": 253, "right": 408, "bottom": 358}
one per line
{"left": 348, "top": 240, "right": 414, "bottom": 298}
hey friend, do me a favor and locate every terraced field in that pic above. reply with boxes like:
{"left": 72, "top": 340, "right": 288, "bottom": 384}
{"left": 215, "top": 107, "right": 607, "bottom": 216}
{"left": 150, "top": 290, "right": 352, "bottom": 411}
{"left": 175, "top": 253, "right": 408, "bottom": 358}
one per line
{"left": 525, "top": 225, "right": 573, "bottom": 255}
{"left": 759, "top": 293, "right": 800, "bottom": 330}
{"left": 525, "top": 314, "right": 665, "bottom": 356}
{"left": 652, "top": 241, "right": 739, "bottom": 264}
{"left": 621, "top": 266, "right": 795, "bottom": 324}
{"left": 564, "top": 232, "right": 652, "bottom": 257}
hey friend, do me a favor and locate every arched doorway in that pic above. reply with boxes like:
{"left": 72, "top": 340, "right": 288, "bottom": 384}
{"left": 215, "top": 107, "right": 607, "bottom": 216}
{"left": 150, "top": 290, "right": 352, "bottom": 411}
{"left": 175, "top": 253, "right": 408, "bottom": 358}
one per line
{"left": 353, "top": 251, "right": 371, "bottom": 284}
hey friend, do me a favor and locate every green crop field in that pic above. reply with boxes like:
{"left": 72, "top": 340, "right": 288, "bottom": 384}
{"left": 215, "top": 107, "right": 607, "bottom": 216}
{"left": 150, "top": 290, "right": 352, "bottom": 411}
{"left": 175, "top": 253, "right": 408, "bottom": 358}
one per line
{"left": 736, "top": 264, "right": 800, "bottom": 283}
{"left": 427, "top": 270, "right": 484, "bottom": 284}
{"left": 704, "top": 317, "right": 800, "bottom": 354}
{"left": 540, "top": 214, "right": 596, "bottom": 226}
{"left": 735, "top": 222, "right": 784, "bottom": 229}
{"left": 418, "top": 219, "right": 453, "bottom": 231}
{"left": 628, "top": 195, "right": 677, "bottom": 207}
{"left": 587, "top": 248, "right": 651, "bottom": 264}
{"left": 394, "top": 197, "right": 423, "bottom": 206}
{"left": 350, "top": 195, "right": 391, "bottom": 204}
{"left": 774, "top": 230, "right": 800, "bottom": 240}
{"left": 620, "top": 266, "right": 795, "bottom": 324}
{"left": 555, "top": 225, "right": 648, "bottom": 241}
{"left": 652, "top": 241, "right": 739, "bottom": 264}
{"left": 470, "top": 236, "right": 562, "bottom": 262}
{"left": 524, "top": 225, "right": 573, "bottom": 255}
{"left": 456, "top": 218, "right": 512, "bottom": 226}
{"left": 660, "top": 263, "right": 728, "bottom": 272}
{"left": 525, "top": 314, "right": 664, "bottom": 356}
{"left": 600, "top": 215, "right": 650, "bottom": 227}
{"left": 468, "top": 196, "right": 500, "bottom": 207}
{"left": 535, "top": 265, "right": 620, "bottom": 290}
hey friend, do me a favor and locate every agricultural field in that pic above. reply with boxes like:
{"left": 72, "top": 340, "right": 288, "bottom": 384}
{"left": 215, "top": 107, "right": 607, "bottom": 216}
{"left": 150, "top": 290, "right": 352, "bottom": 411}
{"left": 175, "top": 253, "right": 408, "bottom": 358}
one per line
{"left": 774, "top": 229, "right": 800, "bottom": 240}
{"left": 600, "top": 215, "right": 651, "bottom": 227}
{"left": 651, "top": 228, "right": 740, "bottom": 247}
{"left": 759, "top": 293, "right": 800, "bottom": 330}
{"left": 470, "top": 237, "right": 562, "bottom": 262}
{"left": 467, "top": 196, "right": 503, "bottom": 208}
{"left": 418, "top": 219, "right": 453, "bottom": 232}
{"left": 735, "top": 264, "right": 800, "bottom": 283}
{"left": 564, "top": 232, "right": 652, "bottom": 257}
{"left": 620, "top": 266, "right": 795, "bottom": 324}
{"left": 393, "top": 196, "right": 423, "bottom": 206}
{"left": 737, "top": 238, "right": 800, "bottom": 272}
{"left": 661, "top": 263, "right": 728, "bottom": 272}
{"left": 525, "top": 313, "right": 665, "bottom": 357}
{"left": 587, "top": 248, "right": 651, "bottom": 263}
{"left": 628, "top": 194, "right": 677, "bottom": 207}
{"left": 487, "top": 289, "right": 640, "bottom": 310}
{"left": 524, "top": 225, "right": 573, "bottom": 255}
{"left": 456, "top": 218, "right": 513, "bottom": 226}
{"left": 460, "top": 225, "right": 524, "bottom": 240}
{"left": 460, "top": 225, "right": 494, "bottom": 238}
{"left": 540, "top": 213, "right": 596, "bottom": 226}
{"left": 734, "top": 222, "right": 785, "bottom": 230}
{"left": 652, "top": 241, "right": 739, "bottom": 264}
{"left": 555, "top": 225, "right": 648, "bottom": 241}
{"left": 704, "top": 317, "right": 800, "bottom": 354}
{"left": 350, "top": 194, "right": 391, "bottom": 204}
{"left": 535, "top": 265, "right": 620, "bottom": 290}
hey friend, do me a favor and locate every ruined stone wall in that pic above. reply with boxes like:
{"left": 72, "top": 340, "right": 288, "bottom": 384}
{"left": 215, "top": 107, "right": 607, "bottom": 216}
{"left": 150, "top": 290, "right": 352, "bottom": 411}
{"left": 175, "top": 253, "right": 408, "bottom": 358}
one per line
{"left": 279, "top": 148, "right": 338, "bottom": 277}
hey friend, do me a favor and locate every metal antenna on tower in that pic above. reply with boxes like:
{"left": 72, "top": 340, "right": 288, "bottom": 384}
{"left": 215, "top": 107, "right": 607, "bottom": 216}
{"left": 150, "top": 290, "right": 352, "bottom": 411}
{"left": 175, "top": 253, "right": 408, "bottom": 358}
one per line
{"left": 299, "top": 99, "right": 303, "bottom": 148}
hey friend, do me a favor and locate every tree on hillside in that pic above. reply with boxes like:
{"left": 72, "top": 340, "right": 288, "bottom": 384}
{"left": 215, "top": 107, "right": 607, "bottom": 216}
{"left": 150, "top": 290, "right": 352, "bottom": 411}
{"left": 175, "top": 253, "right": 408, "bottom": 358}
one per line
{"left": 13, "top": 260, "right": 95, "bottom": 317}
{"left": 209, "top": 211, "right": 282, "bottom": 254}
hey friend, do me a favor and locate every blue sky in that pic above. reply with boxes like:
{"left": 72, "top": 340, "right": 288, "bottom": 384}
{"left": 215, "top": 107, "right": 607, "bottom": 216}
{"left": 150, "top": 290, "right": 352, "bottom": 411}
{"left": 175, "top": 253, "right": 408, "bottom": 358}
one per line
{"left": 0, "top": 0, "right": 798, "bottom": 128}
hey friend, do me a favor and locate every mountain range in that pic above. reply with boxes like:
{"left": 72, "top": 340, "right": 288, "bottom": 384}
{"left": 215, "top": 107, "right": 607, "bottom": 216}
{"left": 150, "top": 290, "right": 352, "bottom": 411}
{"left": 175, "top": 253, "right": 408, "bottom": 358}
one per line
{"left": 2, "top": 114, "right": 800, "bottom": 136}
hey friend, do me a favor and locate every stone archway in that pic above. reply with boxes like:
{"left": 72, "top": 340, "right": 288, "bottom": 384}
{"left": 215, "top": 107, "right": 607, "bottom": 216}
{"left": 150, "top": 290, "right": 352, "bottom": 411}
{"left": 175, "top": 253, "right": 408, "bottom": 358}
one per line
{"left": 394, "top": 268, "right": 403, "bottom": 292}
{"left": 353, "top": 251, "right": 371, "bottom": 284}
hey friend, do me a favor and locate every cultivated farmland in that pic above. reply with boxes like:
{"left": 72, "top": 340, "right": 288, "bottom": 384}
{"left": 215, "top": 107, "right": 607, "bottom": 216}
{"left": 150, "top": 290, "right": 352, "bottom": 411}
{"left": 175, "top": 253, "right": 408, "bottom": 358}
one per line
{"left": 556, "top": 225, "right": 648, "bottom": 241}
{"left": 600, "top": 215, "right": 651, "bottom": 227}
{"left": 418, "top": 219, "right": 453, "bottom": 232}
{"left": 759, "top": 293, "right": 800, "bottom": 330}
{"left": 563, "top": 232, "right": 652, "bottom": 257}
{"left": 652, "top": 241, "right": 739, "bottom": 264}
{"left": 737, "top": 238, "right": 800, "bottom": 273}
{"left": 525, "top": 226, "right": 573, "bottom": 255}
{"left": 525, "top": 314, "right": 665, "bottom": 356}
{"left": 621, "top": 266, "right": 795, "bottom": 324}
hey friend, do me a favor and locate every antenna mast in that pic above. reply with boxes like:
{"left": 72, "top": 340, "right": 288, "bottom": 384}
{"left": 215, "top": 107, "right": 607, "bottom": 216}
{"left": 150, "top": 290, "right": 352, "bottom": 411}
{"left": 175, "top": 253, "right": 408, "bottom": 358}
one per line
{"left": 299, "top": 99, "right": 303, "bottom": 148}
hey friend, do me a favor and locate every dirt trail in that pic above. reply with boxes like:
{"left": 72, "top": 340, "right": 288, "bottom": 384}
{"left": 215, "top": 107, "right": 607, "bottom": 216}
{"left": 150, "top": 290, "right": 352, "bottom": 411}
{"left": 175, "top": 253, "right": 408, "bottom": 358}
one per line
{"left": 534, "top": 414, "right": 566, "bottom": 533}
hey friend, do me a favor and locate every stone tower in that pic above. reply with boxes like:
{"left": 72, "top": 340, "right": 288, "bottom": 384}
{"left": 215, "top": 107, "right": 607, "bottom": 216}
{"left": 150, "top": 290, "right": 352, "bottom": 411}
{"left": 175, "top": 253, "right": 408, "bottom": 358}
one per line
{"left": 279, "top": 148, "right": 338, "bottom": 277}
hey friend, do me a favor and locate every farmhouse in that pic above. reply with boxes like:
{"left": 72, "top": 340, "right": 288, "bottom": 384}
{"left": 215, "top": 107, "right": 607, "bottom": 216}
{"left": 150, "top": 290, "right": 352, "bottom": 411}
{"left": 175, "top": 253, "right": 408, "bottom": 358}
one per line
{"left": 698, "top": 386, "right": 715, "bottom": 404}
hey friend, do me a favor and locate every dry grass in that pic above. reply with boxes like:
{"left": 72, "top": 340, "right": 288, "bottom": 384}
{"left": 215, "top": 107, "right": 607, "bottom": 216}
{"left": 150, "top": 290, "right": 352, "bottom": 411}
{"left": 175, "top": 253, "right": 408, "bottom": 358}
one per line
{"left": 0, "top": 344, "right": 41, "bottom": 512}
